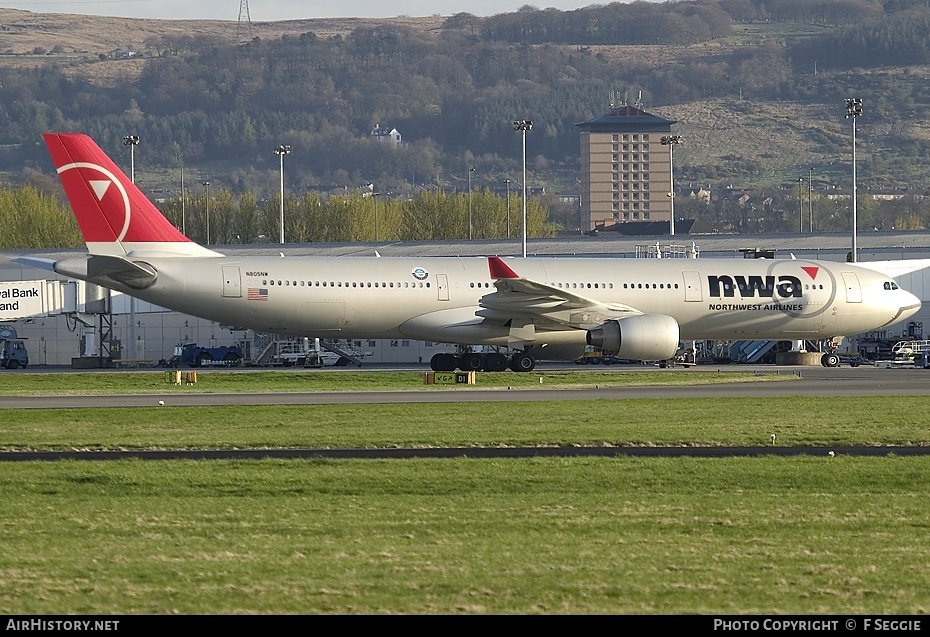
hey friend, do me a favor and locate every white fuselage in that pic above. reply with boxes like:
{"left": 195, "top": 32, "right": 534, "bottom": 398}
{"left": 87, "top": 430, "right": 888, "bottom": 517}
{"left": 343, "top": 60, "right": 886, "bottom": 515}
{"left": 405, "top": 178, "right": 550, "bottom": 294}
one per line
{"left": 80, "top": 255, "right": 919, "bottom": 353}
{"left": 38, "top": 131, "right": 923, "bottom": 364}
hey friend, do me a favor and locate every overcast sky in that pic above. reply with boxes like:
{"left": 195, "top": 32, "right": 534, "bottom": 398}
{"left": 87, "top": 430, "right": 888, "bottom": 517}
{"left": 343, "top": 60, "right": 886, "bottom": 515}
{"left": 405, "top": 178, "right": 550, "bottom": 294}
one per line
{"left": 2, "top": 0, "right": 624, "bottom": 21}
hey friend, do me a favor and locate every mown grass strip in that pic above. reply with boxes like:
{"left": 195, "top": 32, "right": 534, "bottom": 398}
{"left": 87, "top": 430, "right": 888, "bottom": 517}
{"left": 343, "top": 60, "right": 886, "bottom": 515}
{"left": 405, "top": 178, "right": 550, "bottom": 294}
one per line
{"left": 2, "top": 397, "right": 930, "bottom": 450}
{"left": 0, "top": 456, "right": 928, "bottom": 614}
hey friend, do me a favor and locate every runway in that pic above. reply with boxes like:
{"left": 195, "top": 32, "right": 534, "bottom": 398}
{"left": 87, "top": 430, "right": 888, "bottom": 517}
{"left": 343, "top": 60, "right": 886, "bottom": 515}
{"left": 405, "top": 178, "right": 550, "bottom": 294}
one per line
{"left": 2, "top": 365, "right": 928, "bottom": 461}
{"left": 1, "top": 365, "right": 928, "bottom": 409}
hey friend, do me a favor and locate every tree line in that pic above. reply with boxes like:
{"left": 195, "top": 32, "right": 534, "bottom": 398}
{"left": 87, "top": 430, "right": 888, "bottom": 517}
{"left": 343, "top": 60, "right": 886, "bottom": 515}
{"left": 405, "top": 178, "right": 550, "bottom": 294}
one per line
{"left": 0, "top": 186, "right": 82, "bottom": 248}
{"left": 0, "top": 183, "right": 554, "bottom": 249}
{"left": 677, "top": 187, "right": 930, "bottom": 234}
{"left": 11, "top": 176, "right": 930, "bottom": 250}
{"left": 156, "top": 188, "right": 556, "bottom": 246}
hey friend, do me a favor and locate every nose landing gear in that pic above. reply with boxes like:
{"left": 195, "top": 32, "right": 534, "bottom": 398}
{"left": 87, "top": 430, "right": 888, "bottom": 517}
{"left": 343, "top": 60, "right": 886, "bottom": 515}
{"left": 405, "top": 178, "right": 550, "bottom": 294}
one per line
{"left": 820, "top": 352, "right": 840, "bottom": 367}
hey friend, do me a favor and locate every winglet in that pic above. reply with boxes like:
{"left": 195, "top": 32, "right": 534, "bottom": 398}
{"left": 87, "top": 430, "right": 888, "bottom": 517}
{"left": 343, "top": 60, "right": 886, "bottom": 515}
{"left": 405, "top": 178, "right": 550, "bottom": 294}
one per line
{"left": 488, "top": 256, "right": 520, "bottom": 279}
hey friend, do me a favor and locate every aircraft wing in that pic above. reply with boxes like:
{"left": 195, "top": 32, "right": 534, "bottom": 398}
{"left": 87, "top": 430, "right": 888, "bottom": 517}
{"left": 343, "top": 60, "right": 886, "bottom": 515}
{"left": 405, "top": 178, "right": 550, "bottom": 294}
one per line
{"left": 479, "top": 256, "right": 641, "bottom": 331}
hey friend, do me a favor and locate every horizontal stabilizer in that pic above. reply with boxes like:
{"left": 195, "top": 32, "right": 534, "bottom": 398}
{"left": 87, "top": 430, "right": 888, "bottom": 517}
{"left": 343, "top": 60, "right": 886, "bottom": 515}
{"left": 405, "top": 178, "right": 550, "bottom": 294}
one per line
{"left": 86, "top": 254, "right": 157, "bottom": 289}
{"left": 12, "top": 256, "right": 57, "bottom": 272}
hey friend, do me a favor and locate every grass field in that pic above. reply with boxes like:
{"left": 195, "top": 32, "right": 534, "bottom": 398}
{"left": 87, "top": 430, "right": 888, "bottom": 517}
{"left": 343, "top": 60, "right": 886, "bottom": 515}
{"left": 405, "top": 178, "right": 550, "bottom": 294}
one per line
{"left": 1, "top": 397, "right": 930, "bottom": 450}
{"left": 1, "top": 373, "right": 929, "bottom": 614}
{"left": 2, "top": 457, "right": 930, "bottom": 614}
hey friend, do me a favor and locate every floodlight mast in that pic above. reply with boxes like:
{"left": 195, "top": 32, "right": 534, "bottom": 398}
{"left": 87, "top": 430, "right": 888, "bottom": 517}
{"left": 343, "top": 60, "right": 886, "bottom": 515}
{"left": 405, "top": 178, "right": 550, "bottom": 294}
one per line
{"left": 503, "top": 179, "right": 512, "bottom": 238}
{"left": 123, "top": 135, "right": 139, "bottom": 183}
{"left": 845, "top": 98, "right": 862, "bottom": 262}
{"left": 123, "top": 135, "right": 140, "bottom": 368}
{"left": 202, "top": 180, "right": 210, "bottom": 244}
{"left": 809, "top": 168, "right": 813, "bottom": 232}
{"left": 660, "top": 135, "right": 682, "bottom": 236}
{"left": 274, "top": 144, "right": 291, "bottom": 245}
{"left": 513, "top": 120, "right": 533, "bottom": 258}
{"left": 467, "top": 167, "right": 475, "bottom": 240}
{"left": 372, "top": 191, "right": 380, "bottom": 241}
{"left": 798, "top": 177, "right": 804, "bottom": 233}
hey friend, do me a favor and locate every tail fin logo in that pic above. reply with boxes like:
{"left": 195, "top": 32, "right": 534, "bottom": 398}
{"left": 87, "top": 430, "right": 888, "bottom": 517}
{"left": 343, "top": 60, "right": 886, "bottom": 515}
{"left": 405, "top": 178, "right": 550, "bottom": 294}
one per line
{"left": 801, "top": 266, "right": 819, "bottom": 280}
{"left": 89, "top": 180, "right": 112, "bottom": 200}
{"left": 56, "top": 161, "right": 132, "bottom": 243}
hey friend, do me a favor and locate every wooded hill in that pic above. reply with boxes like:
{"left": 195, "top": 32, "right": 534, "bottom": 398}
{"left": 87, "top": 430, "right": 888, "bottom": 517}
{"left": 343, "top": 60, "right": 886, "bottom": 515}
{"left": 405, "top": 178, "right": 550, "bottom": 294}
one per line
{"left": 3, "top": 0, "right": 930, "bottom": 236}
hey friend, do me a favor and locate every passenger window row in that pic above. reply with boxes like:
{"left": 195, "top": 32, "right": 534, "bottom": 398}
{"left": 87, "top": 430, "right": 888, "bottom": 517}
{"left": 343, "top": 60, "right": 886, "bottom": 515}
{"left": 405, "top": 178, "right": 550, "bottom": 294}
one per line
{"left": 262, "top": 279, "right": 430, "bottom": 289}
{"left": 620, "top": 283, "right": 679, "bottom": 290}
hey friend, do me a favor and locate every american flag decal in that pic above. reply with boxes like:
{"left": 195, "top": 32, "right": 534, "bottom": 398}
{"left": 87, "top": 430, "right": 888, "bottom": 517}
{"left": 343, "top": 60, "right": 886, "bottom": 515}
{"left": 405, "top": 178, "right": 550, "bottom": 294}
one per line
{"left": 247, "top": 288, "right": 268, "bottom": 301}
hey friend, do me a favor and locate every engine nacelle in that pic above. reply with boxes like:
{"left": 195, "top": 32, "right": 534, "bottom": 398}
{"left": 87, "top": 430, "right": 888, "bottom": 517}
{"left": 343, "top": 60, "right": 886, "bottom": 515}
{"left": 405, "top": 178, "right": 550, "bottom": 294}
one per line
{"left": 586, "top": 314, "right": 681, "bottom": 361}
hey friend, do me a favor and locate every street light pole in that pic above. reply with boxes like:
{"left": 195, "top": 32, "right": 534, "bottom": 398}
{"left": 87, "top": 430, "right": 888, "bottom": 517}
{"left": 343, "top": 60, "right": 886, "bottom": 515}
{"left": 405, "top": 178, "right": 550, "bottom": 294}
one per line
{"left": 123, "top": 135, "right": 139, "bottom": 368}
{"left": 809, "top": 168, "right": 813, "bottom": 232}
{"left": 845, "top": 98, "right": 862, "bottom": 262}
{"left": 798, "top": 177, "right": 804, "bottom": 233}
{"left": 467, "top": 167, "right": 475, "bottom": 240}
{"left": 373, "top": 191, "right": 380, "bottom": 242}
{"left": 513, "top": 120, "right": 533, "bottom": 258}
{"left": 274, "top": 144, "right": 291, "bottom": 245}
{"left": 503, "top": 179, "right": 512, "bottom": 238}
{"left": 202, "top": 181, "right": 210, "bottom": 245}
{"left": 123, "top": 135, "right": 138, "bottom": 183}
{"left": 177, "top": 148, "right": 186, "bottom": 236}
{"left": 660, "top": 135, "right": 682, "bottom": 236}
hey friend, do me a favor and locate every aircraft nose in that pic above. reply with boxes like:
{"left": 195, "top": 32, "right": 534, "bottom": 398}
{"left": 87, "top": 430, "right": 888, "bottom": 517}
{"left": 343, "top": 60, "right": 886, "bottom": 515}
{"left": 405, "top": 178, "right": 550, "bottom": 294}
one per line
{"left": 899, "top": 289, "right": 921, "bottom": 321}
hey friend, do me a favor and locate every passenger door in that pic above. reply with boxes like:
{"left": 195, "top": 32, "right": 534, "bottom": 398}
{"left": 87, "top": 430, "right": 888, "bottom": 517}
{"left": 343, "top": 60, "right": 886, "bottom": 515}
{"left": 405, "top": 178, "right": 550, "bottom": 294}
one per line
{"left": 222, "top": 266, "right": 242, "bottom": 298}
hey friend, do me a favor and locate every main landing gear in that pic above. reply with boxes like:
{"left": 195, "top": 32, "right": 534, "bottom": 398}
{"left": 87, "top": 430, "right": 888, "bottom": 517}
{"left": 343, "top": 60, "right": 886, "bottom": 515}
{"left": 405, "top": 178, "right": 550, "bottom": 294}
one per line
{"left": 430, "top": 350, "right": 536, "bottom": 373}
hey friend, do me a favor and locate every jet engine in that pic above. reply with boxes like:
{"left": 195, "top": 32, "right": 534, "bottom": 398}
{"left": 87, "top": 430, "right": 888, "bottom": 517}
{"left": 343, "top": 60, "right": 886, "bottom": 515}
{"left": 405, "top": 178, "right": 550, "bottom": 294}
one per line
{"left": 586, "top": 314, "right": 680, "bottom": 361}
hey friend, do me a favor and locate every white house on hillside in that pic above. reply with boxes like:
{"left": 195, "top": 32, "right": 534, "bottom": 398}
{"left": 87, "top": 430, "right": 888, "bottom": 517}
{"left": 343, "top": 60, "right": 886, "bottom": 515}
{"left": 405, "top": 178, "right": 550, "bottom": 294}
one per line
{"left": 370, "top": 124, "right": 401, "bottom": 145}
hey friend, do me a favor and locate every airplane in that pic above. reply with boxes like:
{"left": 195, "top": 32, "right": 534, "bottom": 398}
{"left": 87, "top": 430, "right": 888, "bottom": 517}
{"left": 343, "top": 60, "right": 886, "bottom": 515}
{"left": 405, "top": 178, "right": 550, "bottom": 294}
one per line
{"left": 19, "top": 132, "right": 922, "bottom": 372}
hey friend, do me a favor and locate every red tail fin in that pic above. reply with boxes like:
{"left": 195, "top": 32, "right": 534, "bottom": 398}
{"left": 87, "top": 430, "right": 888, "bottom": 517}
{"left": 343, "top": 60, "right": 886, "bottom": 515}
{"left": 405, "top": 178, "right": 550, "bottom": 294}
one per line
{"left": 44, "top": 133, "right": 219, "bottom": 257}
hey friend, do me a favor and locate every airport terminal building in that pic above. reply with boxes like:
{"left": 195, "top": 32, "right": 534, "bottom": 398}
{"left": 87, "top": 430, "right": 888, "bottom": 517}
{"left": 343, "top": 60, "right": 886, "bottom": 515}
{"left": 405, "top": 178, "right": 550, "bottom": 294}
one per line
{"left": 3, "top": 230, "right": 930, "bottom": 368}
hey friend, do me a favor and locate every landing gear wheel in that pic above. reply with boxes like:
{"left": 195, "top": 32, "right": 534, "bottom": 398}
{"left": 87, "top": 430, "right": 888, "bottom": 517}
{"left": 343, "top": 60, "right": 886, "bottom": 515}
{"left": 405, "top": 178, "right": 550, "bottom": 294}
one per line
{"left": 430, "top": 353, "right": 457, "bottom": 372}
{"left": 509, "top": 352, "right": 536, "bottom": 372}
{"left": 821, "top": 353, "right": 840, "bottom": 368}
{"left": 483, "top": 353, "right": 508, "bottom": 372}
{"left": 459, "top": 352, "right": 484, "bottom": 371}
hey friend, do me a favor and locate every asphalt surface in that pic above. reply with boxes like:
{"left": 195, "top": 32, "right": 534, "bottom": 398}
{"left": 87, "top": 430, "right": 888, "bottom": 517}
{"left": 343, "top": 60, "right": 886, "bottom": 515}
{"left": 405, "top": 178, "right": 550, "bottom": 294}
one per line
{"left": 2, "top": 364, "right": 928, "bottom": 461}
{"left": 1, "top": 364, "right": 927, "bottom": 409}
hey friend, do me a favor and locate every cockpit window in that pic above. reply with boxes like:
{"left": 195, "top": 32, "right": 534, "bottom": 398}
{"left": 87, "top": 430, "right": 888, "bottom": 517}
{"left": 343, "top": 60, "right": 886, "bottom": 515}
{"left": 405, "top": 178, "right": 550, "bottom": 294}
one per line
{"left": 884, "top": 281, "right": 899, "bottom": 290}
